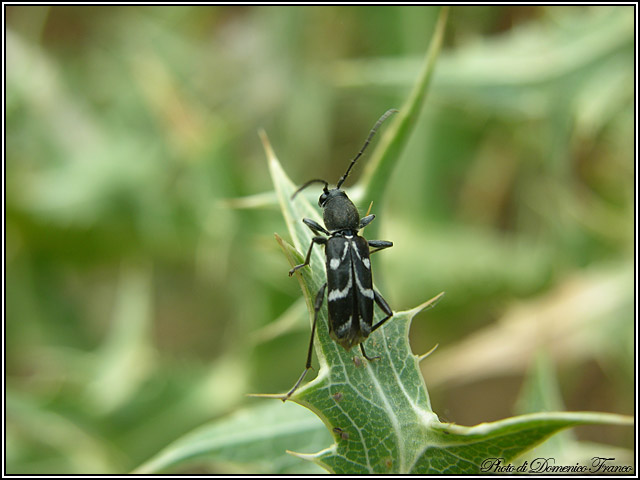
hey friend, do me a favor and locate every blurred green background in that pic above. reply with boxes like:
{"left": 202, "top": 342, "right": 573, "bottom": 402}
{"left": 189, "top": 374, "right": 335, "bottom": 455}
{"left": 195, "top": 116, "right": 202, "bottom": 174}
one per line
{"left": 6, "top": 5, "right": 634, "bottom": 474}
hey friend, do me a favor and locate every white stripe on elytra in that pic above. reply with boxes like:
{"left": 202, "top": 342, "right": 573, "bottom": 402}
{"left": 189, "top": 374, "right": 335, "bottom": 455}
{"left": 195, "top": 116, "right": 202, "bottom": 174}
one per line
{"left": 328, "top": 273, "right": 352, "bottom": 301}
{"left": 352, "top": 240, "right": 361, "bottom": 260}
{"left": 350, "top": 239, "right": 371, "bottom": 270}
{"left": 355, "top": 268, "right": 374, "bottom": 299}
{"left": 328, "top": 238, "right": 372, "bottom": 300}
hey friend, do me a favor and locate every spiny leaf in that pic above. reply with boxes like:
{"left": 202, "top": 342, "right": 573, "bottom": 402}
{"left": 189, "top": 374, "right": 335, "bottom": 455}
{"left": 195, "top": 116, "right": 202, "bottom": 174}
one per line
{"left": 261, "top": 120, "right": 444, "bottom": 472}
{"left": 418, "top": 412, "right": 633, "bottom": 474}
{"left": 257, "top": 125, "right": 633, "bottom": 475}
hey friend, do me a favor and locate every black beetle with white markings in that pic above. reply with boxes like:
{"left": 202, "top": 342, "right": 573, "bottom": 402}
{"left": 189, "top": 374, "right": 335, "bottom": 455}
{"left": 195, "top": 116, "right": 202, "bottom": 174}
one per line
{"left": 284, "top": 109, "right": 398, "bottom": 400}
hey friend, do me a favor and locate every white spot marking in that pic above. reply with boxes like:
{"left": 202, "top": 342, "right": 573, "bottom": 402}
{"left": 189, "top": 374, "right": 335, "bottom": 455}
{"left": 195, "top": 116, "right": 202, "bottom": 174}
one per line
{"left": 359, "top": 315, "right": 371, "bottom": 335}
{"left": 330, "top": 242, "right": 350, "bottom": 270}
{"left": 362, "top": 258, "right": 370, "bottom": 269}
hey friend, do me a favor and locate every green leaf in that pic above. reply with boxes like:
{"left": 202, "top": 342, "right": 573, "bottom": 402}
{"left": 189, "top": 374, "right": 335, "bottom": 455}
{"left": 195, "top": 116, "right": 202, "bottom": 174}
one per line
{"left": 133, "top": 402, "right": 329, "bottom": 474}
{"left": 258, "top": 132, "right": 633, "bottom": 474}
{"left": 423, "top": 412, "right": 633, "bottom": 474}
{"left": 360, "top": 6, "right": 449, "bottom": 210}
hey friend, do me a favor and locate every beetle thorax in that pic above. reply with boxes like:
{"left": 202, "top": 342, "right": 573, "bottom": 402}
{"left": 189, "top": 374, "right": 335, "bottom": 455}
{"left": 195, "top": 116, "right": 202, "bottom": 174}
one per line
{"left": 321, "top": 190, "right": 360, "bottom": 232}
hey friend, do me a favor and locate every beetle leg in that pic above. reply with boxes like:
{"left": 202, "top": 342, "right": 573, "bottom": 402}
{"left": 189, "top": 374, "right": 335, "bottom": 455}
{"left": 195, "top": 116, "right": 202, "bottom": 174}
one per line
{"left": 302, "top": 218, "right": 330, "bottom": 236}
{"left": 360, "top": 342, "right": 380, "bottom": 362}
{"left": 371, "top": 289, "right": 393, "bottom": 332}
{"left": 368, "top": 240, "right": 393, "bottom": 254}
{"left": 359, "top": 290, "right": 394, "bottom": 362}
{"left": 359, "top": 214, "right": 375, "bottom": 229}
{"left": 289, "top": 236, "right": 327, "bottom": 276}
{"left": 283, "top": 282, "right": 327, "bottom": 401}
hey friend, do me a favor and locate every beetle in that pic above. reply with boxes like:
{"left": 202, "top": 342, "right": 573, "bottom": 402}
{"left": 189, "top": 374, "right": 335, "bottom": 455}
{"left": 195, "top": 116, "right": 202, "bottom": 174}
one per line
{"left": 283, "top": 109, "right": 398, "bottom": 401}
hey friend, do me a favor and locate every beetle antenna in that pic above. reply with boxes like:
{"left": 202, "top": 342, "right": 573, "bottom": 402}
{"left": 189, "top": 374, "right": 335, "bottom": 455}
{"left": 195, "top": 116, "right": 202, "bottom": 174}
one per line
{"left": 291, "top": 179, "right": 329, "bottom": 200}
{"left": 336, "top": 108, "right": 398, "bottom": 189}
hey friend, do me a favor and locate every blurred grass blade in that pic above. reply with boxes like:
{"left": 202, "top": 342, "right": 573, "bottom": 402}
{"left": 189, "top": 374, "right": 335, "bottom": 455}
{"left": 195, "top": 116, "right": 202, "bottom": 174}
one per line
{"left": 6, "top": 392, "right": 117, "bottom": 474}
{"left": 220, "top": 191, "right": 277, "bottom": 209}
{"left": 332, "top": 7, "right": 633, "bottom": 120}
{"left": 360, "top": 6, "right": 449, "bottom": 208}
{"left": 85, "top": 263, "right": 155, "bottom": 414}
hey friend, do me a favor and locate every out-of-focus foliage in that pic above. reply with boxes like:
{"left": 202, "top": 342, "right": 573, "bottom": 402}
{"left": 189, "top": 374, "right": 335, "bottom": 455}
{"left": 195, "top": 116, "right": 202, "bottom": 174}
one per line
{"left": 5, "top": 5, "right": 634, "bottom": 474}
